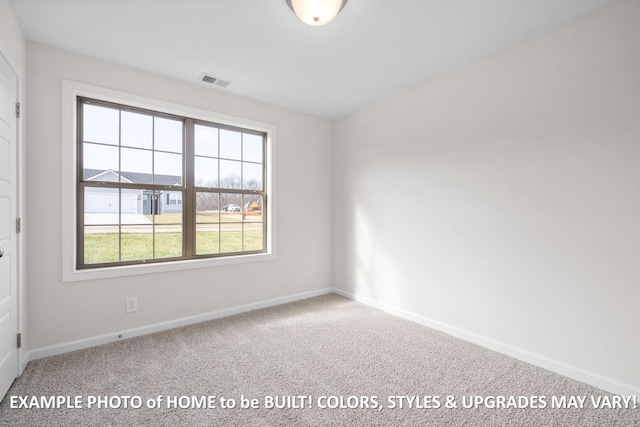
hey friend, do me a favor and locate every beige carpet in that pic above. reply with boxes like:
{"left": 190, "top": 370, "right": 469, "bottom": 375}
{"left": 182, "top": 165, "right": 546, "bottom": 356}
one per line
{"left": 0, "top": 294, "right": 638, "bottom": 426}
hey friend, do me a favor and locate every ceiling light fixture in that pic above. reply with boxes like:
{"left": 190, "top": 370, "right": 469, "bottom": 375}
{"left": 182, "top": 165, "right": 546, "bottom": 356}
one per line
{"left": 285, "top": 0, "right": 348, "bottom": 26}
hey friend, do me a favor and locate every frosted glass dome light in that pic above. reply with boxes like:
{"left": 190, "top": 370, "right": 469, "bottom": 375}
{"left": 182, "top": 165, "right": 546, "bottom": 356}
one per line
{"left": 286, "top": 0, "right": 348, "bottom": 26}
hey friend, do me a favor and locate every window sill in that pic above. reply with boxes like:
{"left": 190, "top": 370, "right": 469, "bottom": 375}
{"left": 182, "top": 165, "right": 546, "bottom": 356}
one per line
{"left": 63, "top": 252, "right": 275, "bottom": 282}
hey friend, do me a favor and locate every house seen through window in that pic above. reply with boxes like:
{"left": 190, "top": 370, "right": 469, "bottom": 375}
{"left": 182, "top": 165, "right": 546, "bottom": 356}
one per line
{"left": 78, "top": 97, "right": 267, "bottom": 268}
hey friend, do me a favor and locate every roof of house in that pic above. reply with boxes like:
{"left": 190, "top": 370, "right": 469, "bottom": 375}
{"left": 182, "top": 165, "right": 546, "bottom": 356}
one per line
{"left": 83, "top": 169, "right": 182, "bottom": 186}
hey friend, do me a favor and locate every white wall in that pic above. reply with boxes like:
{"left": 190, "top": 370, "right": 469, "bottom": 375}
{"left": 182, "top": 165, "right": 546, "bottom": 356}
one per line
{"left": 0, "top": 0, "right": 24, "bottom": 68}
{"left": 333, "top": 0, "right": 640, "bottom": 392}
{"left": 25, "top": 42, "right": 333, "bottom": 350}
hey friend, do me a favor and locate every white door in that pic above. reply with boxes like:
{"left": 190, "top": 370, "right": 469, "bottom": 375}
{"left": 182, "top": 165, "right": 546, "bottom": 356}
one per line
{"left": 0, "top": 52, "right": 19, "bottom": 400}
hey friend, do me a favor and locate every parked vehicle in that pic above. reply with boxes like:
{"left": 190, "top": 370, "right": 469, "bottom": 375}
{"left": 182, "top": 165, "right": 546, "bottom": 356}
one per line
{"left": 223, "top": 204, "right": 242, "bottom": 212}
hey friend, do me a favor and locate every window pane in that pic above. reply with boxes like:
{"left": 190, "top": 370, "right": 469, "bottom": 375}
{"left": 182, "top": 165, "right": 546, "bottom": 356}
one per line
{"left": 83, "top": 143, "right": 119, "bottom": 179}
{"left": 154, "top": 151, "right": 183, "bottom": 185}
{"left": 117, "top": 189, "right": 146, "bottom": 222}
{"left": 219, "top": 129, "right": 241, "bottom": 160}
{"left": 195, "top": 124, "right": 218, "bottom": 157}
{"left": 84, "top": 226, "right": 119, "bottom": 264}
{"left": 155, "top": 225, "right": 182, "bottom": 258}
{"left": 196, "top": 192, "right": 220, "bottom": 223}
{"left": 84, "top": 187, "right": 119, "bottom": 215}
{"left": 243, "top": 133, "right": 263, "bottom": 163}
{"left": 243, "top": 222, "right": 263, "bottom": 251}
{"left": 121, "top": 189, "right": 141, "bottom": 215}
{"left": 83, "top": 186, "right": 119, "bottom": 264}
{"left": 121, "top": 111, "right": 152, "bottom": 149}
{"left": 120, "top": 188, "right": 155, "bottom": 261}
{"left": 121, "top": 148, "right": 153, "bottom": 184}
{"left": 219, "top": 160, "right": 241, "bottom": 189}
{"left": 221, "top": 194, "right": 242, "bottom": 218}
{"left": 220, "top": 223, "right": 242, "bottom": 253}
{"left": 242, "top": 162, "right": 262, "bottom": 190}
{"left": 153, "top": 191, "right": 182, "bottom": 224}
{"left": 243, "top": 195, "right": 262, "bottom": 222}
{"left": 153, "top": 190, "right": 182, "bottom": 258}
{"left": 195, "top": 156, "right": 218, "bottom": 187}
{"left": 83, "top": 104, "right": 119, "bottom": 145}
{"left": 155, "top": 117, "right": 183, "bottom": 153}
{"left": 160, "top": 191, "right": 183, "bottom": 215}
{"left": 121, "top": 225, "right": 153, "bottom": 261}
{"left": 196, "top": 191, "right": 220, "bottom": 255}
{"left": 196, "top": 224, "right": 219, "bottom": 255}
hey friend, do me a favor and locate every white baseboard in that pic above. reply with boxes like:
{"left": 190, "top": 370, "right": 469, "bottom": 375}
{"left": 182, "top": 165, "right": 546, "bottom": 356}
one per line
{"left": 23, "top": 286, "right": 639, "bottom": 398}
{"left": 333, "top": 288, "right": 640, "bottom": 398}
{"left": 27, "top": 288, "right": 334, "bottom": 362}
{"left": 20, "top": 351, "right": 29, "bottom": 374}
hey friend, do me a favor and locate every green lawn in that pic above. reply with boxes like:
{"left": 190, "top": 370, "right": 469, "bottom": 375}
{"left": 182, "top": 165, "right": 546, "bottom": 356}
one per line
{"left": 84, "top": 229, "right": 263, "bottom": 264}
{"left": 145, "top": 213, "right": 261, "bottom": 224}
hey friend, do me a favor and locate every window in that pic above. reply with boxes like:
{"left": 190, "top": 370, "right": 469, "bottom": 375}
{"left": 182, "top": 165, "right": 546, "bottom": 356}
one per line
{"left": 166, "top": 193, "right": 181, "bottom": 205}
{"left": 77, "top": 97, "right": 267, "bottom": 269}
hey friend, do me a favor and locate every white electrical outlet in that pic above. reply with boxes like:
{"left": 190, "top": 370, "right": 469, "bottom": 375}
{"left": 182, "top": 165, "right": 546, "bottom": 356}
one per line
{"left": 125, "top": 297, "right": 138, "bottom": 313}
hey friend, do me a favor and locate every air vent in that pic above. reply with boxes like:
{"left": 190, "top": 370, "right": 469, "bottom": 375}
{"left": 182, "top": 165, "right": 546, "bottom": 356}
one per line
{"left": 199, "top": 73, "right": 232, "bottom": 88}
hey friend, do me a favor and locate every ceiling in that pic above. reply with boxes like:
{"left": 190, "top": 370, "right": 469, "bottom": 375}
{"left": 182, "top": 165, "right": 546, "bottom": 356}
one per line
{"left": 8, "top": 0, "right": 617, "bottom": 119}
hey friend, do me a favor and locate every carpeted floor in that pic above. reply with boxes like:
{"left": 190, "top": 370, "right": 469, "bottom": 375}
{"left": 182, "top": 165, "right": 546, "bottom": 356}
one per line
{"left": 0, "top": 294, "right": 638, "bottom": 426}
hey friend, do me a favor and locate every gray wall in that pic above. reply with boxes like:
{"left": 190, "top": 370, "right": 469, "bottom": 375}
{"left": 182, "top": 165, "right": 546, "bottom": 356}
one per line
{"left": 333, "top": 0, "right": 640, "bottom": 390}
{"left": 25, "top": 42, "right": 333, "bottom": 350}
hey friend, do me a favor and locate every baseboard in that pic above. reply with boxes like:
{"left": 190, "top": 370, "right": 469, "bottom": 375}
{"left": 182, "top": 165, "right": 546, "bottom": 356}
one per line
{"left": 28, "top": 288, "right": 334, "bottom": 362}
{"left": 20, "top": 352, "right": 29, "bottom": 375}
{"left": 24, "top": 286, "right": 640, "bottom": 397}
{"left": 333, "top": 288, "right": 640, "bottom": 398}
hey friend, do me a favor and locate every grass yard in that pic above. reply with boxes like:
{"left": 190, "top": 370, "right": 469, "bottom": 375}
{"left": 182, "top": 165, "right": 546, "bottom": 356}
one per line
{"left": 145, "top": 212, "right": 262, "bottom": 224}
{"left": 84, "top": 229, "right": 263, "bottom": 264}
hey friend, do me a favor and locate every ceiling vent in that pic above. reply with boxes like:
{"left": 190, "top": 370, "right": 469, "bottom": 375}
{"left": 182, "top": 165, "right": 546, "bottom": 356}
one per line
{"left": 199, "top": 73, "right": 232, "bottom": 88}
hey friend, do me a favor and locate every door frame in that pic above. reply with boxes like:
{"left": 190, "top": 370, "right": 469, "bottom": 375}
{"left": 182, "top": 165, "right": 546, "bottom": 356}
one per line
{"left": 0, "top": 41, "right": 25, "bottom": 379}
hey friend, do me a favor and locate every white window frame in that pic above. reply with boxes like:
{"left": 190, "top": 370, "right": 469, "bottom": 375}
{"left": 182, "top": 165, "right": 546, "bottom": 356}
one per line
{"left": 62, "top": 80, "right": 276, "bottom": 282}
